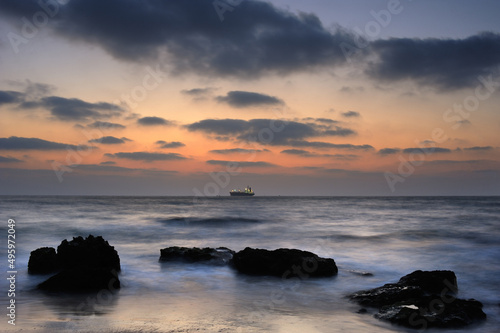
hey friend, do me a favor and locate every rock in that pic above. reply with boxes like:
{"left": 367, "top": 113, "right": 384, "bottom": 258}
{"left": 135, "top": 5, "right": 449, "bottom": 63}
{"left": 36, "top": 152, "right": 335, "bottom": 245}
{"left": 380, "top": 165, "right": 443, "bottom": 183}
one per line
{"left": 232, "top": 247, "right": 338, "bottom": 278}
{"left": 57, "top": 235, "right": 121, "bottom": 271}
{"left": 348, "top": 270, "right": 486, "bottom": 329}
{"left": 375, "top": 297, "right": 486, "bottom": 329}
{"left": 28, "top": 247, "right": 58, "bottom": 274}
{"left": 159, "top": 246, "right": 234, "bottom": 265}
{"left": 38, "top": 268, "right": 120, "bottom": 292}
{"left": 397, "top": 270, "right": 457, "bottom": 294}
{"left": 32, "top": 235, "right": 121, "bottom": 292}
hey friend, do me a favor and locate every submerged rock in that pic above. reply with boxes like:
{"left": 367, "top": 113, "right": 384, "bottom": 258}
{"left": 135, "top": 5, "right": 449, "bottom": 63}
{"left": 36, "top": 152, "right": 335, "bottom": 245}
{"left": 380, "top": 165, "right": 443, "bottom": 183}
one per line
{"left": 29, "top": 235, "right": 121, "bottom": 292}
{"left": 159, "top": 246, "right": 234, "bottom": 265}
{"left": 232, "top": 247, "right": 337, "bottom": 278}
{"left": 348, "top": 270, "right": 486, "bottom": 329}
{"left": 28, "top": 247, "right": 58, "bottom": 274}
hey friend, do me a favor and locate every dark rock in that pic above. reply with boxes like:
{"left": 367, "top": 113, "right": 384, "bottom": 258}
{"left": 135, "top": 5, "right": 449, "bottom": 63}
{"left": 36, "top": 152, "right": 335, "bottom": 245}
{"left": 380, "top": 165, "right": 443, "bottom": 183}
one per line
{"left": 398, "top": 270, "right": 457, "bottom": 294}
{"left": 28, "top": 247, "right": 58, "bottom": 274}
{"left": 32, "top": 235, "right": 121, "bottom": 292}
{"left": 375, "top": 297, "right": 486, "bottom": 329}
{"left": 348, "top": 270, "right": 486, "bottom": 329}
{"left": 350, "top": 284, "right": 424, "bottom": 307}
{"left": 38, "top": 268, "right": 120, "bottom": 292}
{"left": 57, "top": 235, "right": 120, "bottom": 271}
{"left": 232, "top": 247, "right": 337, "bottom": 278}
{"left": 159, "top": 246, "right": 234, "bottom": 265}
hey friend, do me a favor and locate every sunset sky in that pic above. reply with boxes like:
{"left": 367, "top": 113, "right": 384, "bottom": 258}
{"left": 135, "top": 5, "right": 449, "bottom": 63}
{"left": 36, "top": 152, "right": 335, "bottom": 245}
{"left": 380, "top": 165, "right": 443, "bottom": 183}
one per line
{"left": 0, "top": 0, "right": 499, "bottom": 195}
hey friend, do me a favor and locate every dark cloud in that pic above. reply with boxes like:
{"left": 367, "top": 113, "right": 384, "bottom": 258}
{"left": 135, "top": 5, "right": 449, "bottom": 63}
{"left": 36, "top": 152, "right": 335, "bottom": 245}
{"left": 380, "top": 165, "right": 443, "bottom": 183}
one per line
{"left": 20, "top": 96, "right": 124, "bottom": 121}
{"left": 378, "top": 148, "right": 402, "bottom": 155}
{"left": 341, "top": 111, "right": 360, "bottom": 118}
{"left": 100, "top": 161, "right": 116, "bottom": 165}
{"left": 0, "top": 91, "right": 23, "bottom": 105}
{"left": 463, "top": 146, "right": 494, "bottom": 151}
{"left": 210, "top": 148, "right": 269, "bottom": 154}
{"left": 88, "top": 136, "right": 129, "bottom": 144}
{"left": 368, "top": 32, "right": 500, "bottom": 90}
{"left": 280, "top": 149, "right": 312, "bottom": 156}
{"left": 0, "top": 136, "right": 91, "bottom": 151}
{"left": 156, "top": 141, "right": 185, "bottom": 149}
{"left": 402, "top": 147, "right": 452, "bottom": 154}
{"left": 427, "top": 159, "right": 494, "bottom": 165}
{"left": 207, "top": 160, "right": 277, "bottom": 168}
{"left": 280, "top": 149, "right": 358, "bottom": 160}
{"left": 181, "top": 87, "right": 215, "bottom": 100}
{"left": 7, "top": 80, "right": 56, "bottom": 99}
{"left": 216, "top": 91, "right": 284, "bottom": 108}
{"left": 287, "top": 140, "right": 374, "bottom": 151}
{"left": 105, "top": 152, "right": 187, "bottom": 161}
{"left": 0, "top": 0, "right": 362, "bottom": 78}
{"left": 87, "top": 121, "right": 126, "bottom": 130}
{"left": 186, "top": 118, "right": 356, "bottom": 146}
{"left": 0, "top": 155, "right": 22, "bottom": 163}
{"left": 137, "top": 116, "right": 171, "bottom": 126}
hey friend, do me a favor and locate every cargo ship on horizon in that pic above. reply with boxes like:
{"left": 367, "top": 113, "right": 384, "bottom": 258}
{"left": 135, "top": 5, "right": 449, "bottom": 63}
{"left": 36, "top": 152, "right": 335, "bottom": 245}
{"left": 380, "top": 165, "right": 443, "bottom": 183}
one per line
{"left": 230, "top": 186, "right": 255, "bottom": 196}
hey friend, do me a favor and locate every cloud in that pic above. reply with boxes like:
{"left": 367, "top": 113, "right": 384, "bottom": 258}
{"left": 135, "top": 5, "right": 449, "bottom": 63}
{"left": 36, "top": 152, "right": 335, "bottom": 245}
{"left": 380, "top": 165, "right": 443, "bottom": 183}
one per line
{"left": 463, "top": 146, "right": 494, "bottom": 151}
{"left": 88, "top": 136, "right": 129, "bottom": 144}
{"left": 0, "top": 91, "right": 23, "bottom": 105}
{"left": 207, "top": 160, "right": 277, "bottom": 168}
{"left": 0, "top": 0, "right": 363, "bottom": 78}
{"left": 20, "top": 96, "right": 124, "bottom": 121}
{"left": 181, "top": 87, "right": 216, "bottom": 100}
{"left": 378, "top": 148, "right": 402, "bottom": 155}
{"left": 100, "top": 161, "right": 116, "bottom": 165}
{"left": 156, "top": 141, "right": 185, "bottom": 149}
{"left": 402, "top": 147, "right": 452, "bottom": 154}
{"left": 280, "top": 149, "right": 358, "bottom": 160}
{"left": 105, "top": 152, "right": 187, "bottom": 161}
{"left": 341, "top": 111, "right": 360, "bottom": 118}
{"left": 216, "top": 91, "right": 284, "bottom": 108}
{"left": 87, "top": 121, "right": 126, "bottom": 130}
{"left": 0, "top": 136, "right": 91, "bottom": 151}
{"left": 186, "top": 118, "right": 356, "bottom": 146}
{"left": 368, "top": 32, "right": 500, "bottom": 90}
{"left": 7, "top": 80, "right": 56, "bottom": 99}
{"left": 0, "top": 155, "right": 22, "bottom": 163}
{"left": 210, "top": 148, "right": 269, "bottom": 154}
{"left": 287, "top": 140, "right": 374, "bottom": 151}
{"left": 427, "top": 159, "right": 495, "bottom": 165}
{"left": 137, "top": 116, "right": 171, "bottom": 126}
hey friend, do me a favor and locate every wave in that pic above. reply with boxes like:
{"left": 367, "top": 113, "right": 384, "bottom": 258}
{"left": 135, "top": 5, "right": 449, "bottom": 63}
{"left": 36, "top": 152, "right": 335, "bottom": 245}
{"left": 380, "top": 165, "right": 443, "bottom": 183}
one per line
{"left": 156, "top": 216, "right": 261, "bottom": 226}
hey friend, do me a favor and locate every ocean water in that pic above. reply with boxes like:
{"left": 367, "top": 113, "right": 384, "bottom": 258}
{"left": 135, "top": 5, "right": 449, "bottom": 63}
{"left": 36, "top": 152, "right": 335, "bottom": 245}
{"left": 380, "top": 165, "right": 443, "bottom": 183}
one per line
{"left": 1, "top": 196, "right": 499, "bottom": 332}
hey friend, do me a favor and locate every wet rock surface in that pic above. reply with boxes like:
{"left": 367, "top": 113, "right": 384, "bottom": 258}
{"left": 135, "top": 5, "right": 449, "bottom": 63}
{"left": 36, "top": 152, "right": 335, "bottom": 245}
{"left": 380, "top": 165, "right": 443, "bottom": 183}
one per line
{"left": 38, "top": 268, "right": 120, "bottom": 292}
{"left": 349, "top": 270, "right": 486, "bottom": 329}
{"left": 159, "top": 246, "right": 234, "bottom": 265}
{"left": 232, "top": 247, "right": 338, "bottom": 277}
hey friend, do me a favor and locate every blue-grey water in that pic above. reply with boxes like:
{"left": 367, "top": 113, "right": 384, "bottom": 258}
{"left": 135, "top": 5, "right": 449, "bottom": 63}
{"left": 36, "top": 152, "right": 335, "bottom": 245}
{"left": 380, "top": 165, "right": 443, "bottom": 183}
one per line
{"left": 1, "top": 196, "right": 499, "bottom": 332}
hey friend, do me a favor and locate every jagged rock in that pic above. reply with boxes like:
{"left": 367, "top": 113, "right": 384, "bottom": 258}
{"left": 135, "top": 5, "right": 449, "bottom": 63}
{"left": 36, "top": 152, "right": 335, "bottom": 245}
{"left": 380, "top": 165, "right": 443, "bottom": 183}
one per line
{"left": 31, "top": 235, "right": 121, "bottom": 292}
{"left": 159, "top": 246, "right": 234, "bottom": 265}
{"left": 57, "top": 235, "right": 121, "bottom": 271}
{"left": 38, "top": 268, "right": 120, "bottom": 292}
{"left": 348, "top": 270, "right": 486, "bottom": 329}
{"left": 375, "top": 296, "right": 486, "bottom": 329}
{"left": 28, "top": 247, "right": 58, "bottom": 274}
{"left": 232, "top": 247, "right": 337, "bottom": 278}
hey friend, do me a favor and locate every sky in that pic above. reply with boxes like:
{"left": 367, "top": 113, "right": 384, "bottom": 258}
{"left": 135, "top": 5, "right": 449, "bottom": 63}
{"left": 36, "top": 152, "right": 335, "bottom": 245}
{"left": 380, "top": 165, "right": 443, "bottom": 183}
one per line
{"left": 0, "top": 0, "right": 499, "bottom": 196}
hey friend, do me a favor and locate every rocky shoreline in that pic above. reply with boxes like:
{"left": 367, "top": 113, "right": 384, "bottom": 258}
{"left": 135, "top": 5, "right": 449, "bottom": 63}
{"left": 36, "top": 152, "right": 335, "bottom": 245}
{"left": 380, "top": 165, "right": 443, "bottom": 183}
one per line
{"left": 29, "top": 235, "right": 487, "bottom": 329}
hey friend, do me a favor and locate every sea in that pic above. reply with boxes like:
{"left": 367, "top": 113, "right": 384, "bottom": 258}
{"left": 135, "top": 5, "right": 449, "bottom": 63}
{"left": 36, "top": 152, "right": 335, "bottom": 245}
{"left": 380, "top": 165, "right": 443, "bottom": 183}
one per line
{"left": 1, "top": 196, "right": 499, "bottom": 333}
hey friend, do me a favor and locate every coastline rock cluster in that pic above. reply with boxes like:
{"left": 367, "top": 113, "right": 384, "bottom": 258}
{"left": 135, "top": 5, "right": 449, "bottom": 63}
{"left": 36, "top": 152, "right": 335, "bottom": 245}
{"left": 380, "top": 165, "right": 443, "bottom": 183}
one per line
{"left": 29, "top": 235, "right": 120, "bottom": 291}
{"left": 348, "top": 270, "right": 486, "bottom": 328}
{"left": 29, "top": 238, "right": 487, "bottom": 329}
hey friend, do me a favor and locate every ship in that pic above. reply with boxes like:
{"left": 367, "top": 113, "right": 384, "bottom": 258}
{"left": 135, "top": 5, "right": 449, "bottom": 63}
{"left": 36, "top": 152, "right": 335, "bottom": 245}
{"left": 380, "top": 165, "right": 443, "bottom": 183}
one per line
{"left": 230, "top": 186, "right": 255, "bottom": 196}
